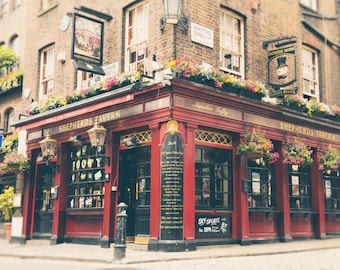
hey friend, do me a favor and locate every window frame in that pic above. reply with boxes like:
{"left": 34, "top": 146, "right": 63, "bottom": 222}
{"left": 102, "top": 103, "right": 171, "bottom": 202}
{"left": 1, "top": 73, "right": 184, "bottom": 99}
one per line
{"left": 247, "top": 160, "right": 276, "bottom": 210}
{"left": 323, "top": 171, "right": 340, "bottom": 212}
{"left": 302, "top": 46, "right": 319, "bottom": 100}
{"left": 195, "top": 145, "right": 233, "bottom": 209}
{"left": 219, "top": 9, "right": 245, "bottom": 78}
{"left": 4, "top": 107, "right": 14, "bottom": 133}
{"left": 39, "top": 45, "right": 55, "bottom": 100}
{"left": 300, "top": 0, "right": 318, "bottom": 11}
{"left": 68, "top": 143, "right": 107, "bottom": 209}
{"left": 288, "top": 165, "right": 312, "bottom": 211}
{"left": 0, "top": 0, "right": 9, "bottom": 17}
{"left": 124, "top": 2, "right": 149, "bottom": 73}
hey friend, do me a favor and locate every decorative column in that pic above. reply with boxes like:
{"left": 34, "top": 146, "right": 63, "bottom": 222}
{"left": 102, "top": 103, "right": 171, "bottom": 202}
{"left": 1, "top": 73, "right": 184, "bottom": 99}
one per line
{"left": 100, "top": 131, "right": 117, "bottom": 248}
{"left": 237, "top": 151, "right": 251, "bottom": 245}
{"left": 311, "top": 149, "right": 326, "bottom": 238}
{"left": 276, "top": 143, "right": 292, "bottom": 242}
{"left": 183, "top": 123, "right": 197, "bottom": 251}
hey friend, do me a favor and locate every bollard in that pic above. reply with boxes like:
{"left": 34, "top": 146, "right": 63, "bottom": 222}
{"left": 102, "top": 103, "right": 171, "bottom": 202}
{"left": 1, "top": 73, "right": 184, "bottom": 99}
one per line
{"left": 114, "top": 202, "right": 128, "bottom": 261}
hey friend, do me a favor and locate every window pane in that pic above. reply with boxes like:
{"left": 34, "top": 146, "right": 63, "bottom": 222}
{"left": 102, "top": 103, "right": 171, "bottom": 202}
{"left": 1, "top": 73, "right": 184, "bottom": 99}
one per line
{"left": 220, "top": 11, "right": 244, "bottom": 77}
{"left": 195, "top": 146, "right": 232, "bottom": 208}
{"left": 125, "top": 3, "right": 148, "bottom": 73}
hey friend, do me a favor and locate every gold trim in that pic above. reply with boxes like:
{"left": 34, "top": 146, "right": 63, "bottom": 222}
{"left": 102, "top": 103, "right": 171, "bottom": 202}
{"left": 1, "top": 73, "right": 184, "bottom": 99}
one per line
{"left": 134, "top": 236, "right": 150, "bottom": 243}
{"left": 195, "top": 130, "right": 232, "bottom": 146}
{"left": 167, "top": 120, "right": 179, "bottom": 135}
{"left": 120, "top": 130, "right": 152, "bottom": 146}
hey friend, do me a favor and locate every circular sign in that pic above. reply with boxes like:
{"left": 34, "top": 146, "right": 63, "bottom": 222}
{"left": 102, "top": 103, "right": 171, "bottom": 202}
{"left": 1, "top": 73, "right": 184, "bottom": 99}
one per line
{"left": 60, "top": 15, "right": 70, "bottom": 31}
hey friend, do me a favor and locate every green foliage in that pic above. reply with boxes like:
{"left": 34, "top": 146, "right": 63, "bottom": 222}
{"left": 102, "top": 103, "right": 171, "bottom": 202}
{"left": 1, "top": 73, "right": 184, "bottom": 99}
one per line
{"left": 282, "top": 137, "right": 313, "bottom": 166}
{"left": 0, "top": 46, "right": 18, "bottom": 69}
{"left": 319, "top": 145, "right": 340, "bottom": 172}
{"left": 236, "top": 127, "right": 279, "bottom": 164}
{"left": 0, "top": 186, "right": 14, "bottom": 222}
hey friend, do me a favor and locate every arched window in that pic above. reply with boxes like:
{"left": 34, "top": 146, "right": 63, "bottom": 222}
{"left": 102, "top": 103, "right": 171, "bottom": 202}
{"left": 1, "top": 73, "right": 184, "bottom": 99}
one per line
{"left": 9, "top": 35, "right": 19, "bottom": 54}
{"left": 4, "top": 108, "right": 14, "bottom": 133}
{"left": 9, "top": 34, "right": 19, "bottom": 72}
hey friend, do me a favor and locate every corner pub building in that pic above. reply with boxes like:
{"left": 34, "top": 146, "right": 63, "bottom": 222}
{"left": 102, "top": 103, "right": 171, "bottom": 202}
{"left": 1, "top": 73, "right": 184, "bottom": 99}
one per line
{"left": 13, "top": 77, "right": 340, "bottom": 251}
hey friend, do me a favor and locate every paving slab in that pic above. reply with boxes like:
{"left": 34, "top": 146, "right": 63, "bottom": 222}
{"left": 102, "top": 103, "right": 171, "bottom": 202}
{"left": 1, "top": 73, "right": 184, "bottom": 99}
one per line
{"left": 0, "top": 238, "right": 339, "bottom": 265}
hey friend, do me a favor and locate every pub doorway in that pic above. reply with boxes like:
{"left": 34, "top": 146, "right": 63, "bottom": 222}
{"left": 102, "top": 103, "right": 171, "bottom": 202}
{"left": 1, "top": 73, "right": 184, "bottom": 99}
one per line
{"left": 33, "top": 165, "right": 56, "bottom": 238}
{"left": 118, "top": 146, "right": 151, "bottom": 242}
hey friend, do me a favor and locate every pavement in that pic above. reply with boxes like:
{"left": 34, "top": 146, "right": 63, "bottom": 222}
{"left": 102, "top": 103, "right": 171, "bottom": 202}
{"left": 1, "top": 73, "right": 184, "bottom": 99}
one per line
{"left": 0, "top": 237, "right": 340, "bottom": 265}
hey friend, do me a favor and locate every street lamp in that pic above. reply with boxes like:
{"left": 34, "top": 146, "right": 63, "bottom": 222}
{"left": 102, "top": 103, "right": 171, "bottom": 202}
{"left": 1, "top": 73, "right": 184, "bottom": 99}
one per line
{"left": 87, "top": 120, "right": 107, "bottom": 149}
{"left": 160, "top": 0, "right": 189, "bottom": 33}
{"left": 39, "top": 131, "right": 60, "bottom": 171}
{"left": 39, "top": 131, "right": 57, "bottom": 161}
{"left": 87, "top": 120, "right": 110, "bottom": 165}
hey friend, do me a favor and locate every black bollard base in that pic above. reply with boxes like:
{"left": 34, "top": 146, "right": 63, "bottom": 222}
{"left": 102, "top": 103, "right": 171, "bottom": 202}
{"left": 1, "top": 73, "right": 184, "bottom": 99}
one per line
{"left": 114, "top": 245, "right": 126, "bottom": 261}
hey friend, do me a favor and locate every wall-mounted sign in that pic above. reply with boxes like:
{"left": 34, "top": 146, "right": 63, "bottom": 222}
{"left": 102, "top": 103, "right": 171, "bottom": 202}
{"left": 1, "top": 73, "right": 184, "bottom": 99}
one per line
{"left": 196, "top": 214, "right": 231, "bottom": 236}
{"left": 71, "top": 13, "right": 105, "bottom": 75}
{"left": 191, "top": 22, "right": 214, "bottom": 48}
{"left": 160, "top": 121, "right": 184, "bottom": 240}
{"left": 267, "top": 46, "right": 297, "bottom": 97}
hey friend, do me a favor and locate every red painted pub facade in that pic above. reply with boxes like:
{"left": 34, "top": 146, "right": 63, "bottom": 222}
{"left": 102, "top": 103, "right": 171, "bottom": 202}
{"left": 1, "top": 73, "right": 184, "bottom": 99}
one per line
{"left": 14, "top": 78, "right": 340, "bottom": 251}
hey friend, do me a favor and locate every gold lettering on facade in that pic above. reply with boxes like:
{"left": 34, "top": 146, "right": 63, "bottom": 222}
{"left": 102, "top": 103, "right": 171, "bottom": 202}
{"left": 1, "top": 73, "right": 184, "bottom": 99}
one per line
{"left": 279, "top": 121, "right": 336, "bottom": 140}
{"left": 58, "top": 110, "right": 122, "bottom": 133}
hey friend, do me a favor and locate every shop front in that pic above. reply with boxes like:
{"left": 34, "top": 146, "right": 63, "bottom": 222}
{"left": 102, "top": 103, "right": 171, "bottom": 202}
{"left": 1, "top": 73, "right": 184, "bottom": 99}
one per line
{"left": 13, "top": 79, "right": 340, "bottom": 251}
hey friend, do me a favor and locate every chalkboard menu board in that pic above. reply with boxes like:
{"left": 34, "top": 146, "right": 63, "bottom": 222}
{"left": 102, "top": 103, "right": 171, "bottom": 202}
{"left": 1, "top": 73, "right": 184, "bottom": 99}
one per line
{"left": 196, "top": 214, "right": 232, "bottom": 237}
{"left": 160, "top": 132, "right": 184, "bottom": 240}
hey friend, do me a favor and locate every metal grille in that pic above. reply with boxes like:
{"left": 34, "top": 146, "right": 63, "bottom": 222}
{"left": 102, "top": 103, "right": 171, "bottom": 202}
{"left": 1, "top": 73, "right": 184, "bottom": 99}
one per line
{"left": 195, "top": 130, "right": 232, "bottom": 146}
{"left": 120, "top": 130, "right": 152, "bottom": 146}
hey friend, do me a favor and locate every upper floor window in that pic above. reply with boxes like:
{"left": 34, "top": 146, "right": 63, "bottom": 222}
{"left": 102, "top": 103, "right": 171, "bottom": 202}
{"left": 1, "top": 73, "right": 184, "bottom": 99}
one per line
{"left": 14, "top": 0, "right": 21, "bottom": 9}
{"left": 76, "top": 70, "right": 100, "bottom": 90}
{"left": 125, "top": 2, "right": 149, "bottom": 73}
{"left": 39, "top": 45, "right": 54, "bottom": 100}
{"left": 41, "top": 0, "right": 57, "bottom": 12}
{"left": 219, "top": 10, "right": 244, "bottom": 78}
{"left": 302, "top": 47, "right": 319, "bottom": 100}
{"left": 8, "top": 35, "right": 19, "bottom": 72}
{"left": 0, "top": 0, "right": 9, "bottom": 17}
{"left": 300, "top": 0, "right": 317, "bottom": 11}
{"left": 4, "top": 108, "right": 14, "bottom": 133}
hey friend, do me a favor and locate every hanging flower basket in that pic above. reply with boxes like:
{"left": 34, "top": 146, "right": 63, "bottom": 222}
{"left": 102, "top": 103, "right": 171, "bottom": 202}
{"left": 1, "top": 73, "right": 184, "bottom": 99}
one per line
{"left": 2, "top": 152, "right": 30, "bottom": 174}
{"left": 6, "top": 164, "right": 20, "bottom": 173}
{"left": 246, "top": 152, "right": 263, "bottom": 160}
{"left": 237, "top": 127, "right": 279, "bottom": 164}
{"left": 282, "top": 137, "right": 313, "bottom": 166}
{"left": 318, "top": 145, "right": 340, "bottom": 172}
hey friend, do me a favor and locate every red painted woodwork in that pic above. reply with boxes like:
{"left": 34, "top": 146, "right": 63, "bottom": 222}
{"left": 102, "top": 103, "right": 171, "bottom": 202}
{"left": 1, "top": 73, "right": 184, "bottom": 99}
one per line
{"left": 15, "top": 78, "right": 340, "bottom": 247}
{"left": 275, "top": 144, "right": 292, "bottom": 240}
{"left": 65, "top": 214, "right": 103, "bottom": 236}
{"left": 149, "top": 124, "right": 161, "bottom": 240}
{"left": 325, "top": 214, "right": 340, "bottom": 233}
{"left": 290, "top": 213, "right": 314, "bottom": 238}
{"left": 183, "top": 124, "right": 196, "bottom": 240}
{"left": 311, "top": 150, "right": 326, "bottom": 238}
{"left": 249, "top": 212, "right": 278, "bottom": 238}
